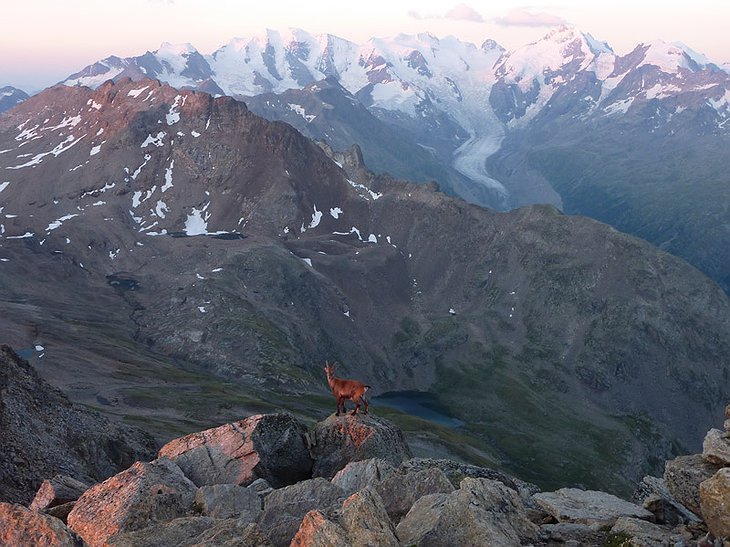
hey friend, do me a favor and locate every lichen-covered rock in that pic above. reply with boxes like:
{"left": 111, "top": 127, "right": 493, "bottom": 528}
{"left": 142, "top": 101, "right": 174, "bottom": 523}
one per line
{"left": 699, "top": 468, "right": 730, "bottom": 539}
{"left": 533, "top": 488, "right": 653, "bottom": 527}
{"left": 310, "top": 415, "right": 411, "bottom": 479}
{"left": 158, "top": 413, "right": 312, "bottom": 488}
{"left": 290, "top": 510, "right": 349, "bottom": 547}
{"left": 339, "top": 488, "right": 398, "bottom": 546}
{"left": 396, "top": 478, "right": 538, "bottom": 546}
{"left": 702, "top": 428, "right": 730, "bottom": 466}
{"left": 331, "top": 458, "right": 394, "bottom": 495}
{"left": 194, "top": 484, "right": 261, "bottom": 520}
{"left": 0, "top": 502, "right": 86, "bottom": 546}
{"left": 67, "top": 458, "right": 196, "bottom": 547}
{"left": 374, "top": 467, "right": 455, "bottom": 524}
{"left": 30, "top": 475, "right": 90, "bottom": 512}
{"left": 257, "top": 478, "right": 345, "bottom": 546}
{"left": 609, "top": 517, "right": 683, "bottom": 547}
{"left": 106, "top": 517, "right": 272, "bottom": 547}
{"left": 633, "top": 475, "right": 700, "bottom": 525}
{"left": 664, "top": 454, "right": 722, "bottom": 516}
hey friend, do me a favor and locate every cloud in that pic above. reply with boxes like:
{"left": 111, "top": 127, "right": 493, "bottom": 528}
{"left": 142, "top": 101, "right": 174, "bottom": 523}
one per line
{"left": 495, "top": 8, "right": 565, "bottom": 27}
{"left": 407, "top": 9, "right": 424, "bottom": 20}
{"left": 445, "top": 3, "right": 484, "bottom": 22}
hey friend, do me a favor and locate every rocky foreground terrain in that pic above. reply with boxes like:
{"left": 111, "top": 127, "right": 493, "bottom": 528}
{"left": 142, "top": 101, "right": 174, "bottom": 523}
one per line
{"left": 1, "top": 345, "right": 730, "bottom": 546}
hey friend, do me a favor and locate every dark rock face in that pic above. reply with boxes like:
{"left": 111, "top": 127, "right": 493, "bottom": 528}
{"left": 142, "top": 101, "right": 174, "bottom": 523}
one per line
{"left": 0, "top": 345, "right": 157, "bottom": 504}
{"left": 158, "top": 414, "right": 312, "bottom": 488}
{"left": 310, "top": 415, "right": 412, "bottom": 479}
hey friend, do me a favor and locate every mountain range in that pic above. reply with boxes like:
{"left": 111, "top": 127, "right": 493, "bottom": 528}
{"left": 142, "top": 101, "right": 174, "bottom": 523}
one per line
{"left": 60, "top": 26, "right": 730, "bottom": 294}
{"left": 1, "top": 78, "right": 729, "bottom": 495}
{"left": 0, "top": 86, "right": 29, "bottom": 114}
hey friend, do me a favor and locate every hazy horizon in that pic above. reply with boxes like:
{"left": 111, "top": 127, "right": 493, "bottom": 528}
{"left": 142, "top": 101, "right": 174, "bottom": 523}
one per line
{"left": 3, "top": 0, "right": 730, "bottom": 93}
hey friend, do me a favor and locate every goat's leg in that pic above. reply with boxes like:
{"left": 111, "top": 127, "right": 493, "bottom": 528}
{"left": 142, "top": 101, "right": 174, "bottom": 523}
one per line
{"left": 351, "top": 397, "right": 360, "bottom": 416}
{"left": 363, "top": 396, "right": 368, "bottom": 415}
{"left": 336, "top": 397, "right": 342, "bottom": 416}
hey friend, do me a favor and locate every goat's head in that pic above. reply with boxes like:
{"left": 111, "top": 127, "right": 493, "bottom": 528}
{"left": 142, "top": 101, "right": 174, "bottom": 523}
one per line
{"left": 324, "top": 360, "right": 337, "bottom": 381}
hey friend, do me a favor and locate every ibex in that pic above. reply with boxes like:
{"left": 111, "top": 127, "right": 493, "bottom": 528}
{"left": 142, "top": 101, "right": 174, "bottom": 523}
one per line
{"left": 324, "top": 360, "right": 370, "bottom": 416}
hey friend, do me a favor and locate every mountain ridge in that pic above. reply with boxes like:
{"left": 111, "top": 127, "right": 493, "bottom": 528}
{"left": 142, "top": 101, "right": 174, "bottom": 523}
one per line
{"left": 1, "top": 79, "right": 729, "bottom": 494}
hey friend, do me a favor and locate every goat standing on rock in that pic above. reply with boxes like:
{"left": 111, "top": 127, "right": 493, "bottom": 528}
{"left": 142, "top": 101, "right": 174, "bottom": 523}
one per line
{"left": 324, "top": 360, "right": 369, "bottom": 416}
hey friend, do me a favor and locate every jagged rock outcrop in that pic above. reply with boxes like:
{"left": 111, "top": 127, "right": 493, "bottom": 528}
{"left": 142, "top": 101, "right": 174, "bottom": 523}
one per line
{"left": 395, "top": 477, "right": 538, "bottom": 546}
{"left": 534, "top": 487, "right": 654, "bottom": 526}
{"left": 30, "top": 475, "right": 90, "bottom": 513}
{"left": 0, "top": 502, "right": 86, "bottom": 546}
{"left": 257, "top": 478, "right": 345, "bottom": 546}
{"left": 330, "top": 458, "right": 395, "bottom": 495}
{"left": 193, "top": 484, "right": 261, "bottom": 520}
{"left": 309, "top": 414, "right": 412, "bottom": 479}
{"left": 67, "top": 458, "right": 197, "bottom": 547}
{"left": 699, "top": 467, "right": 730, "bottom": 539}
{"left": 0, "top": 345, "right": 157, "bottom": 505}
{"left": 702, "top": 428, "right": 730, "bottom": 466}
{"left": 633, "top": 475, "right": 700, "bottom": 525}
{"left": 106, "top": 518, "right": 271, "bottom": 547}
{"left": 158, "top": 413, "right": 312, "bottom": 488}
{"left": 664, "top": 454, "right": 722, "bottom": 516}
{"left": 374, "top": 467, "right": 455, "bottom": 524}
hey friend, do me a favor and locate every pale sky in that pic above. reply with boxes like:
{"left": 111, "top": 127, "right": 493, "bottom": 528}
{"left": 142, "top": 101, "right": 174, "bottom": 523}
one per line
{"left": 2, "top": 0, "right": 729, "bottom": 92}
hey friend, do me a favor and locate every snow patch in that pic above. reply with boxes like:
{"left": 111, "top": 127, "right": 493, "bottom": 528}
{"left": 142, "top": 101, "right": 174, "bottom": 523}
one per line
{"left": 141, "top": 131, "right": 166, "bottom": 148}
{"left": 287, "top": 103, "right": 316, "bottom": 122}
{"left": 47, "top": 214, "right": 79, "bottom": 231}
{"left": 329, "top": 207, "right": 343, "bottom": 219}
{"left": 184, "top": 204, "right": 211, "bottom": 235}
{"left": 162, "top": 159, "right": 174, "bottom": 191}
{"left": 347, "top": 179, "right": 382, "bottom": 200}
{"left": 0, "top": 182, "right": 9, "bottom": 193}
{"left": 128, "top": 86, "right": 150, "bottom": 98}
{"left": 308, "top": 205, "right": 323, "bottom": 228}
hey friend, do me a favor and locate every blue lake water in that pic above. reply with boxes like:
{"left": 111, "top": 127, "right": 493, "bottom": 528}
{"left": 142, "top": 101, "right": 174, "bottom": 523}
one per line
{"left": 371, "top": 390, "right": 464, "bottom": 428}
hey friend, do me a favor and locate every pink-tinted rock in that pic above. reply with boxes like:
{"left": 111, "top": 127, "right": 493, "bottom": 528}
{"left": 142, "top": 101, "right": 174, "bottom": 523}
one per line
{"left": 700, "top": 468, "right": 730, "bottom": 539}
{"left": 67, "top": 458, "right": 196, "bottom": 547}
{"left": 30, "top": 475, "right": 90, "bottom": 512}
{"left": 0, "top": 502, "right": 86, "bottom": 546}
{"left": 158, "top": 413, "right": 312, "bottom": 488}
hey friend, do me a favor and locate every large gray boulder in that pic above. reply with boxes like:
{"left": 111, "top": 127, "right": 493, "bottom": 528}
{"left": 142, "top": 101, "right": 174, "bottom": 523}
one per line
{"left": 609, "top": 517, "right": 683, "bottom": 547}
{"left": 699, "top": 467, "right": 730, "bottom": 539}
{"left": 158, "top": 413, "right": 312, "bottom": 488}
{"left": 67, "top": 458, "right": 197, "bottom": 547}
{"left": 664, "top": 454, "right": 722, "bottom": 516}
{"left": 633, "top": 475, "right": 700, "bottom": 525}
{"left": 194, "top": 484, "right": 261, "bottom": 521}
{"left": 257, "top": 478, "right": 345, "bottom": 546}
{"left": 331, "top": 458, "right": 395, "bottom": 495}
{"left": 396, "top": 477, "right": 538, "bottom": 546}
{"left": 0, "top": 502, "right": 86, "bottom": 546}
{"left": 374, "top": 467, "right": 455, "bottom": 524}
{"left": 533, "top": 488, "right": 653, "bottom": 527}
{"left": 702, "top": 428, "right": 730, "bottom": 466}
{"left": 106, "top": 517, "right": 272, "bottom": 547}
{"left": 309, "top": 415, "right": 412, "bottom": 479}
{"left": 291, "top": 487, "right": 398, "bottom": 547}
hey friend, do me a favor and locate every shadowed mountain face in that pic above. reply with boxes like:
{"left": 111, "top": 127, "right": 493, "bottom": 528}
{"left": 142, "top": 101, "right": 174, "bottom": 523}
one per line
{"left": 0, "top": 86, "right": 28, "bottom": 114}
{"left": 0, "top": 79, "right": 729, "bottom": 495}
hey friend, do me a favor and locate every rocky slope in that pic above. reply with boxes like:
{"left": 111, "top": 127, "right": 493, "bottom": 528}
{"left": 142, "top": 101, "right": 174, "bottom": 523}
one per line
{"left": 0, "top": 79, "right": 729, "bottom": 494}
{"left": 0, "top": 345, "right": 157, "bottom": 505}
{"left": 2, "top": 405, "right": 730, "bottom": 546}
{"left": 0, "top": 86, "right": 28, "bottom": 114}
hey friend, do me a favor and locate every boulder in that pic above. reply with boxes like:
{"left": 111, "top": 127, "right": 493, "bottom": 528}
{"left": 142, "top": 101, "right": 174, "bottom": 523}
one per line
{"left": 194, "top": 484, "right": 261, "bottom": 521}
{"left": 395, "top": 477, "right": 538, "bottom": 546}
{"left": 374, "top": 467, "right": 455, "bottom": 524}
{"left": 290, "top": 511, "right": 350, "bottom": 547}
{"left": 257, "top": 478, "right": 345, "bottom": 546}
{"left": 331, "top": 458, "right": 395, "bottom": 495}
{"left": 664, "top": 454, "right": 722, "bottom": 516}
{"left": 309, "top": 414, "right": 412, "bottom": 479}
{"left": 30, "top": 475, "right": 90, "bottom": 512}
{"left": 699, "top": 467, "right": 730, "bottom": 538}
{"left": 248, "top": 477, "right": 274, "bottom": 500}
{"left": 609, "top": 517, "right": 683, "bottom": 547}
{"left": 538, "top": 522, "right": 608, "bottom": 546}
{"left": 633, "top": 475, "right": 700, "bottom": 525}
{"left": 67, "top": 458, "right": 197, "bottom": 547}
{"left": 702, "top": 428, "right": 730, "bottom": 466}
{"left": 396, "top": 457, "right": 539, "bottom": 505}
{"left": 158, "top": 413, "right": 312, "bottom": 488}
{"left": 0, "top": 502, "right": 86, "bottom": 546}
{"left": 533, "top": 488, "right": 653, "bottom": 527}
{"left": 339, "top": 488, "right": 398, "bottom": 546}
{"left": 106, "top": 517, "right": 272, "bottom": 546}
